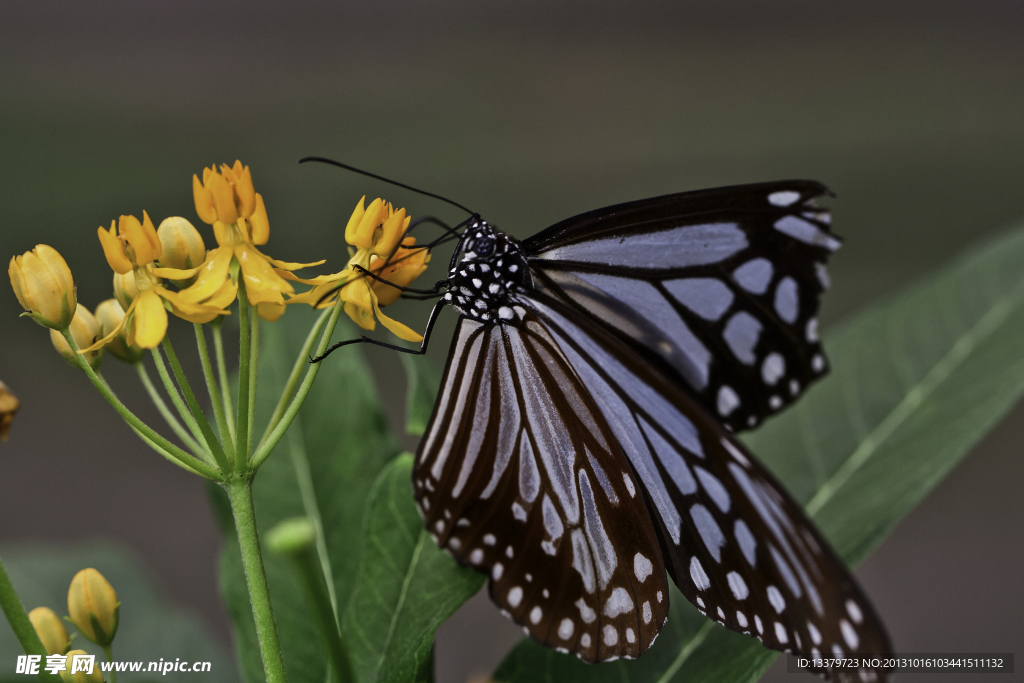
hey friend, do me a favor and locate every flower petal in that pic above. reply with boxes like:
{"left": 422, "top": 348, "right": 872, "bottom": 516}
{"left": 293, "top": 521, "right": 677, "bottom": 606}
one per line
{"left": 371, "top": 293, "right": 423, "bottom": 342}
{"left": 193, "top": 174, "right": 218, "bottom": 224}
{"left": 98, "top": 222, "right": 133, "bottom": 274}
{"left": 178, "top": 248, "right": 233, "bottom": 303}
{"left": 78, "top": 298, "right": 135, "bottom": 354}
{"left": 236, "top": 245, "right": 293, "bottom": 305}
{"left": 157, "top": 286, "right": 229, "bottom": 324}
{"left": 132, "top": 289, "right": 169, "bottom": 348}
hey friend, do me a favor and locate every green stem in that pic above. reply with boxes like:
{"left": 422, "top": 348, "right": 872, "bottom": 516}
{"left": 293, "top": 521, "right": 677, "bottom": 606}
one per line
{"left": 247, "top": 311, "right": 259, "bottom": 463}
{"left": 151, "top": 347, "right": 210, "bottom": 459}
{"left": 224, "top": 477, "right": 288, "bottom": 683}
{"left": 250, "top": 299, "right": 346, "bottom": 470}
{"left": 102, "top": 646, "right": 117, "bottom": 683}
{"left": 195, "top": 324, "right": 236, "bottom": 462}
{"left": 125, "top": 422, "right": 204, "bottom": 476}
{"left": 236, "top": 283, "right": 253, "bottom": 471}
{"left": 288, "top": 548, "right": 352, "bottom": 683}
{"left": 135, "top": 362, "right": 205, "bottom": 456}
{"left": 64, "top": 331, "right": 220, "bottom": 480}
{"left": 212, "top": 319, "right": 236, "bottom": 442}
{"left": 257, "top": 308, "right": 331, "bottom": 451}
{"left": 0, "top": 553, "right": 62, "bottom": 683}
{"left": 161, "top": 337, "right": 231, "bottom": 473}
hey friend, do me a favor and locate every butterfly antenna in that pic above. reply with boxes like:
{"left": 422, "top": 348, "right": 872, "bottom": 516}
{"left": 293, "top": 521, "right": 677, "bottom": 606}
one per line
{"left": 299, "top": 156, "right": 476, "bottom": 216}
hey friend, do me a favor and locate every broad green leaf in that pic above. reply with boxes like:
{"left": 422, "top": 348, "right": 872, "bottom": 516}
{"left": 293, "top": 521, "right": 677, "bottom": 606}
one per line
{"left": 342, "top": 454, "right": 484, "bottom": 683}
{"left": 494, "top": 222, "right": 1024, "bottom": 683}
{"left": 0, "top": 542, "right": 236, "bottom": 683}
{"left": 400, "top": 355, "right": 443, "bottom": 437}
{"left": 214, "top": 307, "right": 401, "bottom": 683}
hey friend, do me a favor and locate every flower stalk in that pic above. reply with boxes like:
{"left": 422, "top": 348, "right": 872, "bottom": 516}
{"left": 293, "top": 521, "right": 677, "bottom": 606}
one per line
{"left": 0, "top": 554, "right": 62, "bottom": 682}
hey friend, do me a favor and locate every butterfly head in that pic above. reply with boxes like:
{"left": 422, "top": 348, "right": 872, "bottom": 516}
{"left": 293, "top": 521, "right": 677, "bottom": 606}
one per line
{"left": 445, "top": 219, "right": 531, "bottom": 323}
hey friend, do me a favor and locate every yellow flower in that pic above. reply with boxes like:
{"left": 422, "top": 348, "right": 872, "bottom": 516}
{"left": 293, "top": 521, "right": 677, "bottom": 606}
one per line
{"left": 67, "top": 568, "right": 119, "bottom": 646}
{"left": 81, "top": 213, "right": 229, "bottom": 353}
{"left": 9, "top": 244, "right": 77, "bottom": 329}
{"left": 28, "top": 606, "right": 69, "bottom": 655}
{"left": 59, "top": 651, "right": 104, "bottom": 683}
{"left": 192, "top": 160, "right": 257, "bottom": 227}
{"left": 287, "top": 197, "right": 427, "bottom": 342}
{"left": 95, "top": 299, "right": 143, "bottom": 364}
{"left": 50, "top": 304, "right": 103, "bottom": 370}
{"left": 163, "top": 161, "right": 323, "bottom": 320}
{"left": 0, "top": 380, "right": 18, "bottom": 441}
{"left": 156, "top": 216, "right": 206, "bottom": 287}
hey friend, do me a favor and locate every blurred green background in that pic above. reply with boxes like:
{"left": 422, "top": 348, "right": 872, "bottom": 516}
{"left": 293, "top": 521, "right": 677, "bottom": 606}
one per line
{"left": 1, "top": 2, "right": 1022, "bottom": 682}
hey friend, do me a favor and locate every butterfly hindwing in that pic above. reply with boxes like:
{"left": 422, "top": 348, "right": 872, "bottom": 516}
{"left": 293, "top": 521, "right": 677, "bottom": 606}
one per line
{"left": 524, "top": 180, "right": 839, "bottom": 431}
{"left": 413, "top": 317, "right": 670, "bottom": 662}
{"left": 519, "top": 291, "right": 891, "bottom": 682}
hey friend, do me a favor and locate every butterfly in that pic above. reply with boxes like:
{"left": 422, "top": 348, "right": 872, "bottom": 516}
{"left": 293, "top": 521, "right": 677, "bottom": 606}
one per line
{"left": 306, "top": 163, "right": 894, "bottom": 682}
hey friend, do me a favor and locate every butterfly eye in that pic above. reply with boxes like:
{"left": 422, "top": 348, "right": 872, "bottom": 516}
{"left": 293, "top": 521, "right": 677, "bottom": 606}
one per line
{"left": 473, "top": 236, "right": 495, "bottom": 257}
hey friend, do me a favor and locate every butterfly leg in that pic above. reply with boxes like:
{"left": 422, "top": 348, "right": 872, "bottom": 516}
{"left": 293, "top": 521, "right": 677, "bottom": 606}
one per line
{"left": 309, "top": 298, "right": 447, "bottom": 363}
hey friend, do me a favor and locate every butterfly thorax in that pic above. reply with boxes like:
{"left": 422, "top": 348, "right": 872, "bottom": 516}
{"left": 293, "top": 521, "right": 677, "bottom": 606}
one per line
{"left": 445, "top": 220, "right": 532, "bottom": 322}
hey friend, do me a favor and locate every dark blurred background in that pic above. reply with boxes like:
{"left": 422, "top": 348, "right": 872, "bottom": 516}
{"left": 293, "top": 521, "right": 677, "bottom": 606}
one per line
{"left": 1, "top": 2, "right": 1022, "bottom": 681}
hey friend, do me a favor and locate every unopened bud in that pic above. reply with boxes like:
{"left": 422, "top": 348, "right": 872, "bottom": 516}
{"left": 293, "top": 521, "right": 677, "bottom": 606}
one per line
{"left": 67, "top": 568, "right": 119, "bottom": 646}
{"left": 49, "top": 305, "right": 103, "bottom": 371}
{"left": 157, "top": 217, "right": 206, "bottom": 286}
{"left": 28, "top": 606, "right": 69, "bottom": 655}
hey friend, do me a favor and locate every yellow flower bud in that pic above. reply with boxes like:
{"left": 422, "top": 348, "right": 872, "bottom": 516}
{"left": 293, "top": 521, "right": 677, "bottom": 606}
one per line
{"left": 9, "top": 245, "right": 77, "bottom": 329}
{"left": 112, "top": 269, "right": 140, "bottom": 311}
{"left": 347, "top": 197, "right": 383, "bottom": 249}
{"left": 95, "top": 299, "right": 143, "bottom": 364}
{"left": 59, "top": 650, "right": 104, "bottom": 683}
{"left": 120, "top": 212, "right": 162, "bottom": 267}
{"left": 156, "top": 217, "right": 206, "bottom": 286}
{"left": 0, "top": 380, "right": 18, "bottom": 441}
{"left": 67, "top": 568, "right": 119, "bottom": 646}
{"left": 50, "top": 305, "right": 103, "bottom": 371}
{"left": 28, "top": 607, "right": 69, "bottom": 655}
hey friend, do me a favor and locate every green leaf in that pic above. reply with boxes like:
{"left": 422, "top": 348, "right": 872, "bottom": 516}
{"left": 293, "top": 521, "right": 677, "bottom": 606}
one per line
{"left": 0, "top": 542, "right": 236, "bottom": 683}
{"left": 494, "top": 222, "right": 1024, "bottom": 683}
{"left": 400, "top": 355, "right": 442, "bottom": 437}
{"left": 215, "top": 307, "right": 401, "bottom": 683}
{"left": 342, "top": 454, "right": 484, "bottom": 683}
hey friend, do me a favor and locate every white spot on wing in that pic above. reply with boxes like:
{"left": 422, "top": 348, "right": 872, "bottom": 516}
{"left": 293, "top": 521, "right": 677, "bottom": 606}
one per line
{"left": 733, "top": 519, "right": 757, "bottom": 565}
{"left": 642, "top": 601, "right": 652, "bottom": 624}
{"left": 694, "top": 467, "right": 731, "bottom": 513}
{"left": 580, "top": 633, "right": 591, "bottom": 648}
{"left": 761, "top": 353, "right": 786, "bottom": 385}
{"left": 469, "top": 548, "right": 483, "bottom": 564}
{"left": 767, "top": 585, "right": 786, "bottom": 613}
{"left": 690, "top": 556, "right": 710, "bottom": 590}
{"left": 808, "top": 621, "right": 822, "bottom": 645}
{"left": 727, "top": 571, "right": 749, "bottom": 600}
{"left": 530, "top": 606, "right": 542, "bottom": 624}
{"left": 774, "top": 277, "right": 799, "bottom": 323}
{"left": 483, "top": 534, "right": 496, "bottom": 546}
{"left": 492, "top": 563, "right": 504, "bottom": 580}
{"left": 723, "top": 312, "right": 762, "bottom": 364}
{"left": 571, "top": 529, "right": 597, "bottom": 594}
{"left": 774, "top": 215, "right": 841, "bottom": 251}
{"left": 841, "top": 619, "right": 859, "bottom": 649}
{"left": 508, "top": 586, "right": 523, "bottom": 608}
{"left": 736, "top": 611, "right": 748, "bottom": 628}
{"left": 806, "top": 317, "right": 819, "bottom": 342}
{"left": 733, "top": 258, "right": 774, "bottom": 294}
{"left": 717, "top": 385, "right": 740, "bottom": 416}
{"left": 558, "top": 618, "right": 574, "bottom": 639}
{"left": 663, "top": 277, "right": 735, "bottom": 321}
{"left": 768, "top": 190, "right": 801, "bottom": 206}
{"left": 575, "top": 598, "right": 597, "bottom": 623}
{"left": 634, "top": 553, "right": 653, "bottom": 582}
{"left": 603, "top": 625, "right": 618, "bottom": 646}
{"left": 511, "top": 502, "right": 527, "bottom": 522}
{"left": 812, "top": 354, "right": 826, "bottom": 372}
{"left": 774, "top": 622, "right": 789, "bottom": 644}
{"left": 622, "top": 472, "right": 636, "bottom": 497}
{"left": 603, "top": 587, "right": 635, "bottom": 617}
{"left": 626, "top": 628, "right": 636, "bottom": 644}
{"left": 846, "top": 600, "right": 864, "bottom": 624}
{"left": 690, "top": 503, "right": 726, "bottom": 561}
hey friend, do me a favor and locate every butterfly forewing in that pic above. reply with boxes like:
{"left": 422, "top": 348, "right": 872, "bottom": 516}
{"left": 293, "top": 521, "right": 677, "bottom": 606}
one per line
{"left": 520, "top": 291, "right": 891, "bottom": 682}
{"left": 524, "top": 181, "right": 839, "bottom": 432}
{"left": 414, "top": 317, "right": 670, "bottom": 662}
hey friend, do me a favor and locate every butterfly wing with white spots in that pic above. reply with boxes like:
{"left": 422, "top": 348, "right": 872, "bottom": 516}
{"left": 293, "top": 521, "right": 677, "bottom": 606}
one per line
{"left": 414, "top": 317, "right": 670, "bottom": 662}
{"left": 516, "top": 291, "right": 892, "bottom": 682}
{"left": 523, "top": 180, "right": 838, "bottom": 432}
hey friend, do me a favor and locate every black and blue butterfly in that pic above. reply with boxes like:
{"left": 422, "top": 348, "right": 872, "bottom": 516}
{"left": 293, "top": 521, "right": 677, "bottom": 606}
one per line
{"left": 307, "top": 158, "right": 893, "bottom": 683}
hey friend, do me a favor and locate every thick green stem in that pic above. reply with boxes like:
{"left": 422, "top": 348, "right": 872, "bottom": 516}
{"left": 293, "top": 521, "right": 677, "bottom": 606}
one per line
{"left": 194, "top": 324, "right": 236, "bottom": 461}
{"left": 257, "top": 308, "right": 331, "bottom": 451}
{"left": 0, "top": 553, "right": 62, "bottom": 682}
{"left": 65, "top": 331, "right": 220, "bottom": 480}
{"left": 236, "top": 283, "right": 252, "bottom": 471}
{"left": 151, "top": 347, "right": 210, "bottom": 459}
{"left": 288, "top": 548, "right": 353, "bottom": 683}
{"left": 135, "top": 362, "right": 205, "bottom": 456}
{"left": 212, "top": 320, "right": 236, "bottom": 442}
{"left": 251, "top": 299, "right": 346, "bottom": 470}
{"left": 161, "top": 337, "right": 231, "bottom": 473}
{"left": 247, "top": 312, "right": 259, "bottom": 463}
{"left": 224, "top": 477, "right": 288, "bottom": 683}
{"left": 102, "top": 646, "right": 117, "bottom": 683}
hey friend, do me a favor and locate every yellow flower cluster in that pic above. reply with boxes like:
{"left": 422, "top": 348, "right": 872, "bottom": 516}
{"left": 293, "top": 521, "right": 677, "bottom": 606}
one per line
{"left": 8, "top": 160, "right": 431, "bottom": 363}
